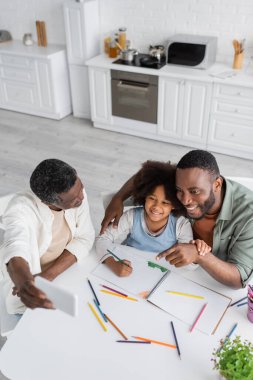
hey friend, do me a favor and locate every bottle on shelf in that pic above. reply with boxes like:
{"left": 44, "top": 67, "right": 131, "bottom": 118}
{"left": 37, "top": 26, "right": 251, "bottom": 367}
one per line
{"left": 118, "top": 27, "right": 127, "bottom": 50}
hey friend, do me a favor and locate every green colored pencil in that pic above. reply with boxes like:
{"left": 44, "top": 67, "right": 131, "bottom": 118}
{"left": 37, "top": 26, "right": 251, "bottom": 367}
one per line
{"left": 106, "top": 249, "right": 131, "bottom": 268}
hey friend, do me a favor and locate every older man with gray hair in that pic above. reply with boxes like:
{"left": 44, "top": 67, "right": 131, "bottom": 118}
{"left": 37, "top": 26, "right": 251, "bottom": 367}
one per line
{"left": 1, "top": 159, "right": 95, "bottom": 314}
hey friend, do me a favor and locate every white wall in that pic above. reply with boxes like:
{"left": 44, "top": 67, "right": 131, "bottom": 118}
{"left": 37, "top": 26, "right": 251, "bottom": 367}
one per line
{"left": 0, "top": 0, "right": 253, "bottom": 63}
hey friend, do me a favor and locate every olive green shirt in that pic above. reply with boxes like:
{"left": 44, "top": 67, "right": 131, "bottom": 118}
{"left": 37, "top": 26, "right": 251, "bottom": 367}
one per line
{"left": 193, "top": 178, "right": 253, "bottom": 287}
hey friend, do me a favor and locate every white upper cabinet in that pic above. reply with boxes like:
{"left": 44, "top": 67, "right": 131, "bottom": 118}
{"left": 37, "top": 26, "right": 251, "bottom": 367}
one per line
{"left": 158, "top": 77, "right": 212, "bottom": 148}
{"left": 63, "top": 1, "right": 100, "bottom": 65}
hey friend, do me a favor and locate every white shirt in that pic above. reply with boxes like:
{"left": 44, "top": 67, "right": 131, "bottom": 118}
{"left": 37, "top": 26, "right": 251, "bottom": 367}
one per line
{"left": 0, "top": 190, "right": 95, "bottom": 314}
{"left": 96, "top": 208, "right": 193, "bottom": 262}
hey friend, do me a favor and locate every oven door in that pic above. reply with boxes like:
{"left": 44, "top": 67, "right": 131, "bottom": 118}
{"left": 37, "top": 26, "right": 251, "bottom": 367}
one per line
{"left": 111, "top": 70, "right": 158, "bottom": 124}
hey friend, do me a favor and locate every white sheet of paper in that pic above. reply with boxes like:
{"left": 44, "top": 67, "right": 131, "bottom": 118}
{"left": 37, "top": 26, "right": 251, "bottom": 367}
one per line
{"left": 147, "top": 271, "right": 231, "bottom": 335}
{"left": 35, "top": 276, "right": 78, "bottom": 317}
{"left": 92, "top": 245, "right": 168, "bottom": 297}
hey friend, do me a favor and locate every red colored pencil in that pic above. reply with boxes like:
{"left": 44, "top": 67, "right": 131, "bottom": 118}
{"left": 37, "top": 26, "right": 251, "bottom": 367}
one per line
{"left": 189, "top": 303, "right": 208, "bottom": 333}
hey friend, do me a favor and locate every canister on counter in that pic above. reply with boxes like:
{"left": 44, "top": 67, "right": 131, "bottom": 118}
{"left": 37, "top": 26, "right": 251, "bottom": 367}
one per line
{"left": 118, "top": 27, "right": 127, "bottom": 50}
{"left": 109, "top": 40, "right": 118, "bottom": 58}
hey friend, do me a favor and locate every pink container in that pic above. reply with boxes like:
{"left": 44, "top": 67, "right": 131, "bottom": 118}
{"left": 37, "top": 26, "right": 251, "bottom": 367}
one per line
{"left": 247, "top": 299, "right": 253, "bottom": 323}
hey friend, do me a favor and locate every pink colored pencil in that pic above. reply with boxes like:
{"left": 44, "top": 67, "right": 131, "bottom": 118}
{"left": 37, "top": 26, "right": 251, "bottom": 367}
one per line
{"left": 189, "top": 303, "right": 208, "bottom": 333}
{"left": 100, "top": 284, "right": 128, "bottom": 297}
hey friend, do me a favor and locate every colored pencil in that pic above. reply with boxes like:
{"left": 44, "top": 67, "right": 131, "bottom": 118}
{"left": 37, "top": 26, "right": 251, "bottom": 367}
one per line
{"left": 226, "top": 323, "right": 238, "bottom": 339}
{"left": 116, "top": 340, "right": 151, "bottom": 344}
{"left": 230, "top": 296, "right": 247, "bottom": 307}
{"left": 189, "top": 303, "right": 208, "bottom": 333}
{"left": 100, "top": 284, "right": 128, "bottom": 297}
{"left": 100, "top": 290, "right": 138, "bottom": 302}
{"left": 167, "top": 291, "right": 204, "bottom": 300}
{"left": 106, "top": 249, "right": 131, "bottom": 268}
{"left": 93, "top": 299, "right": 107, "bottom": 323}
{"left": 88, "top": 302, "right": 107, "bottom": 332}
{"left": 218, "top": 323, "right": 238, "bottom": 352}
{"left": 170, "top": 321, "right": 181, "bottom": 359}
{"left": 87, "top": 279, "right": 100, "bottom": 305}
{"left": 105, "top": 314, "right": 128, "bottom": 340}
{"left": 237, "top": 302, "right": 248, "bottom": 307}
{"left": 132, "top": 336, "right": 176, "bottom": 349}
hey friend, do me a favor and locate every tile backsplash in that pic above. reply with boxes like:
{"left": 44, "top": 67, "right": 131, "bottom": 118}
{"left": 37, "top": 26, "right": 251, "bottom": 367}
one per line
{"left": 0, "top": 0, "right": 252, "bottom": 63}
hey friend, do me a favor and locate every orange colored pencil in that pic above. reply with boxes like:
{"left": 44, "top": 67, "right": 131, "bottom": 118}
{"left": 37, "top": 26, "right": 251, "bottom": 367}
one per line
{"left": 105, "top": 314, "right": 128, "bottom": 340}
{"left": 133, "top": 336, "right": 176, "bottom": 349}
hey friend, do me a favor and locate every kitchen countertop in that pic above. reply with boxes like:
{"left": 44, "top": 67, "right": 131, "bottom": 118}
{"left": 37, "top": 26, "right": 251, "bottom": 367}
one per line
{"left": 86, "top": 54, "right": 253, "bottom": 88}
{"left": 0, "top": 40, "right": 66, "bottom": 58}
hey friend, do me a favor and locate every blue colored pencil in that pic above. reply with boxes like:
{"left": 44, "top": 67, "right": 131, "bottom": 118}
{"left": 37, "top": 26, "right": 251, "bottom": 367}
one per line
{"left": 93, "top": 299, "right": 107, "bottom": 323}
{"left": 237, "top": 302, "right": 248, "bottom": 307}
{"left": 227, "top": 323, "right": 238, "bottom": 338}
{"left": 218, "top": 323, "right": 238, "bottom": 352}
{"left": 170, "top": 321, "right": 181, "bottom": 359}
{"left": 87, "top": 279, "right": 100, "bottom": 306}
{"left": 230, "top": 296, "right": 247, "bottom": 307}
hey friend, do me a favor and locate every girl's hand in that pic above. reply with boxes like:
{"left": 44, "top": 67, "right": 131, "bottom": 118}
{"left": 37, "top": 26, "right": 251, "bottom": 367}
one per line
{"left": 104, "top": 257, "right": 133, "bottom": 277}
{"left": 190, "top": 239, "right": 211, "bottom": 256}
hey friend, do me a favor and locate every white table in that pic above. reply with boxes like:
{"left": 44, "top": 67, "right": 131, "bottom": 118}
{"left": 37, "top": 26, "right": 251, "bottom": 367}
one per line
{"left": 0, "top": 251, "right": 251, "bottom": 380}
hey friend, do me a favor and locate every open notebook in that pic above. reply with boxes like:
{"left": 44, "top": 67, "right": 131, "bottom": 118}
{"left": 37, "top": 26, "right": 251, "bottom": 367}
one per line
{"left": 92, "top": 245, "right": 231, "bottom": 335}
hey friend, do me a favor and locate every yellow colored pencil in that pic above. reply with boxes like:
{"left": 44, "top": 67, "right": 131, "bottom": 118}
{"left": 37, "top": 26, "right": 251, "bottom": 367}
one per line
{"left": 100, "top": 290, "right": 138, "bottom": 302}
{"left": 88, "top": 302, "right": 107, "bottom": 332}
{"left": 166, "top": 291, "right": 204, "bottom": 300}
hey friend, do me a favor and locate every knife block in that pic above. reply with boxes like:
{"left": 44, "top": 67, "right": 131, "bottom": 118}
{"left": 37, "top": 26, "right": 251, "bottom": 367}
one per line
{"left": 233, "top": 52, "right": 244, "bottom": 69}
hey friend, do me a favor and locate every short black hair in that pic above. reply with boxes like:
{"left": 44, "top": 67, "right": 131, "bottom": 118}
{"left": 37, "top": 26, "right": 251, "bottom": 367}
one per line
{"left": 177, "top": 150, "right": 220, "bottom": 177}
{"left": 30, "top": 159, "right": 77, "bottom": 204}
{"left": 132, "top": 160, "right": 184, "bottom": 215}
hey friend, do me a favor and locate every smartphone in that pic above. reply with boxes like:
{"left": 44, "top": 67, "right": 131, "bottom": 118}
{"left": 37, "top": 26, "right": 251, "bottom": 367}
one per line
{"left": 35, "top": 276, "right": 78, "bottom": 317}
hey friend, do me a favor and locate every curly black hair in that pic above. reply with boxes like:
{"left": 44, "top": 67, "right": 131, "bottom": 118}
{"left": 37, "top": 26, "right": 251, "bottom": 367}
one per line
{"left": 132, "top": 160, "right": 184, "bottom": 216}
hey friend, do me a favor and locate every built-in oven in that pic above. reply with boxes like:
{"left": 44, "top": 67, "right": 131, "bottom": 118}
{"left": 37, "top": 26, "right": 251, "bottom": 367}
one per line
{"left": 111, "top": 70, "right": 158, "bottom": 124}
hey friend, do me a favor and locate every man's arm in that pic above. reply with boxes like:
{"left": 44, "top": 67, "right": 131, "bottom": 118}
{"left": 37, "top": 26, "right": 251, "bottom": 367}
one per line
{"left": 7, "top": 257, "right": 53, "bottom": 309}
{"left": 8, "top": 250, "right": 77, "bottom": 309}
{"left": 100, "top": 174, "right": 136, "bottom": 234}
{"left": 39, "top": 249, "right": 77, "bottom": 281}
{"left": 156, "top": 244, "right": 242, "bottom": 288}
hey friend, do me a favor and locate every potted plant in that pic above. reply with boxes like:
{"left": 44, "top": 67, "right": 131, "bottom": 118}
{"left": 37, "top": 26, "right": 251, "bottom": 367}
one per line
{"left": 212, "top": 336, "right": 253, "bottom": 380}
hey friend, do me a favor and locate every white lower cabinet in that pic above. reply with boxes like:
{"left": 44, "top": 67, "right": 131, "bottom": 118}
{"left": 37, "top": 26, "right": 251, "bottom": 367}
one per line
{"left": 87, "top": 56, "right": 253, "bottom": 160}
{"left": 88, "top": 67, "right": 111, "bottom": 124}
{"left": 0, "top": 41, "right": 72, "bottom": 120}
{"left": 207, "top": 83, "right": 253, "bottom": 160}
{"left": 158, "top": 77, "right": 212, "bottom": 148}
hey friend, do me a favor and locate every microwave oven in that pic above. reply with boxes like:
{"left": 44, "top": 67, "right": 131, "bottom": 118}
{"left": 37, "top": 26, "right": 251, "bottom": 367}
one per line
{"left": 167, "top": 34, "right": 217, "bottom": 69}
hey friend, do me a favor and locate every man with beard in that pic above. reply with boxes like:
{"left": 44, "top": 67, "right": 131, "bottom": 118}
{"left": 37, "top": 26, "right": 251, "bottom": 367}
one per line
{"left": 100, "top": 150, "right": 253, "bottom": 289}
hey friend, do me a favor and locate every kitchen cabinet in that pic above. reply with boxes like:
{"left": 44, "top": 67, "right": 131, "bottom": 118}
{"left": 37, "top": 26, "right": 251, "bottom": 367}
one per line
{"left": 158, "top": 77, "right": 212, "bottom": 148}
{"left": 207, "top": 83, "right": 253, "bottom": 159}
{"left": 88, "top": 67, "right": 111, "bottom": 124}
{"left": 0, "top": 41, "right": 71, "bottom": 119}
{"left": 86, "top": 55, "right": 253, "bottom": 160}
{"left": 63, "top": 0, "right": 100, "bottom": 118}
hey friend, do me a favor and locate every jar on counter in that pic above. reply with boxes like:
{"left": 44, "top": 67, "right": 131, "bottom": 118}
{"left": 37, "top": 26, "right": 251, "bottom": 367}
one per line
{"left": 118, "top": 27, "right": 127, "bottom": 50}
{"left": 109, "top": 41, "right": 118, "bottom": 58}
{"left": 104, "top": 36, "right": 112, "bottom": 54}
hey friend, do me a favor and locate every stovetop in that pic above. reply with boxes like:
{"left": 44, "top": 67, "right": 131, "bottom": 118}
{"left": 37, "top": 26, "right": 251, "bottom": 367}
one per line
{"left": 113, "top": 53, "right": 166, "bottom": 70}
